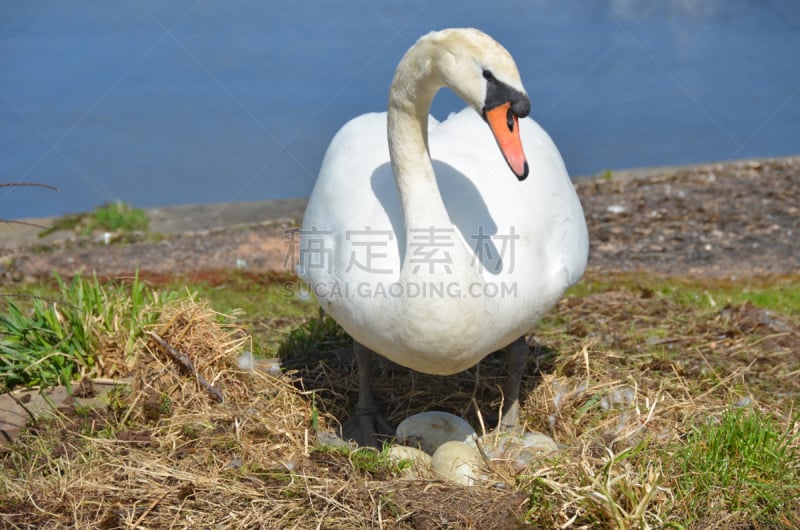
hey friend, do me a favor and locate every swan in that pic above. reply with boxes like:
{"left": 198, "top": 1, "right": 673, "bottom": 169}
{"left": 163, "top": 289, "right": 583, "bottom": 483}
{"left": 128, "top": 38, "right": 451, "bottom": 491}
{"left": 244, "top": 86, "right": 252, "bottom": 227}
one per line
{"left": 298, "top": 28, "right": 588, "bottom": 446}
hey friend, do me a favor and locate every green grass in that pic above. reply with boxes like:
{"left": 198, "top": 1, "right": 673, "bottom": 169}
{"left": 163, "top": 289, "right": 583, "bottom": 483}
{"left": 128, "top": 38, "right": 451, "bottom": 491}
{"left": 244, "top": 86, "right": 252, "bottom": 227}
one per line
{"left": 0, "top": 273, "right": 177, "bottom": 390}
{"left": 568, "top": 272, "right": 800, "bottom": 318}
{"left": 91, "top": 201, "right": 148, "bottom": 232}
{"left": 673, "top": 409, "right": 800, "bottom": 527}
{"left": 277, "top": 308, "right": 351, "bottom": 360}
{"left": 0, "top": 272, "right": 320, "bottom": 392}
{"left": 654, "top": 279, "right": 800, "bottom": 318}
{"left": 39, "top": 201, "right": 149, "bottom": 238}
{"left": 313, "top": 443, "right": 410, "bottom": 478}
{"left": 186, "top": 274, "right": 314, "bottom": 320}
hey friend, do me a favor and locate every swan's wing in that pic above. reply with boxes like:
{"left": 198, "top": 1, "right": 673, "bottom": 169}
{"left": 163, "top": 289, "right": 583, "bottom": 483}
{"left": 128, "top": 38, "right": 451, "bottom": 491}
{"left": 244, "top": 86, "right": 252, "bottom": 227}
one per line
{"left": 429, "top": 108, "right": 588, "bottom": 290}
{"left": 300, "top": 113, "right": 447, "bottom": 286}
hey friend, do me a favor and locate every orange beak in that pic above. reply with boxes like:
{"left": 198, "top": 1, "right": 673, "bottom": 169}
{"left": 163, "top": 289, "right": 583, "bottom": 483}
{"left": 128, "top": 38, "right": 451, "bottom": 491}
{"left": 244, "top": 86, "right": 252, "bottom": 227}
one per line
{"left": 485, "top": 102, "right": 529, "bottom": 180}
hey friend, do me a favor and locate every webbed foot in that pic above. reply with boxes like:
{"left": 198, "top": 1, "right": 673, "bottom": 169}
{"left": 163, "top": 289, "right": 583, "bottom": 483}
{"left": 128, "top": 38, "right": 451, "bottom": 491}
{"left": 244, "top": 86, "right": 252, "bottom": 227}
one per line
{"left": 498, "top": 335, "right": 529, "bottom": 431}
{"left": 341, "top": 341, "right": 396, "bottom": 447}
{"left": 342, "top": 406, "right": 395, "bottom": 448}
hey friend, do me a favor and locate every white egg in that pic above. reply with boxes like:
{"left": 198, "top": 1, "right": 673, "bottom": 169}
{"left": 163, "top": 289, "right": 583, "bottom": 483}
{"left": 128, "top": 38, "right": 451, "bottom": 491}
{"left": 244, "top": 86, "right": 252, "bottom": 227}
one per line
{"left": 479, "top": 431, "right": 559, "bottom": 472}
{"left": 430, "top": 440, "right": 486, "bottom": 486}
{"left": 395, "top": 411, "right": 477, "bottom": 454}
{"left": 387, "top": 445, "right": 434, "bottom": 479}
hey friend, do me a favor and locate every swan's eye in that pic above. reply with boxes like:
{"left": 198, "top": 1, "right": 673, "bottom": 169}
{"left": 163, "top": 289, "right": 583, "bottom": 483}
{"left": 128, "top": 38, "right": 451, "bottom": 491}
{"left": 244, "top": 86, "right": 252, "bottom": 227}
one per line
{"left": 506, "top": 107, "right": 514, "bottom": 132}
{"left": 482, "top": 69, "right": 494, "bottom": 81}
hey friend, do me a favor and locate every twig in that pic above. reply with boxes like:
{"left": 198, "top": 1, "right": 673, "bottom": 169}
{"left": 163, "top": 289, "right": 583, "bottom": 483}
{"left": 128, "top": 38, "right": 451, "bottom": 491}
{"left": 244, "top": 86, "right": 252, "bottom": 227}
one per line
{"left": 0, "top": 382, "right": 37, "bottom": 425}
{"left": 0, "top": 182, "right": 60, "bottom": 227}
{"left": 0, "top": 182, "right": 60, "bottom": 191}
{"left": 0, "top": 219, "right": 50, "bottom": 229}
{"left": 0, "top": 382, "right": 38, "bottom": 444}
{"left": 132, "top": 489, "right": 170, "bottom": 528}
{"left": 147, "top": 332, "right": 224, "bottom": 403}
{"left": 0, "top": 428, "right": 11, "bottom": 444}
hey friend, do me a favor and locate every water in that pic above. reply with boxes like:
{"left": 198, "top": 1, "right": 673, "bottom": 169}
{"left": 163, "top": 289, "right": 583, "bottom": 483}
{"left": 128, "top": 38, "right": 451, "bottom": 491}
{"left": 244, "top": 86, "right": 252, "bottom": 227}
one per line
{"left": 2, "top": 0, "right": 798, "bottom": 220}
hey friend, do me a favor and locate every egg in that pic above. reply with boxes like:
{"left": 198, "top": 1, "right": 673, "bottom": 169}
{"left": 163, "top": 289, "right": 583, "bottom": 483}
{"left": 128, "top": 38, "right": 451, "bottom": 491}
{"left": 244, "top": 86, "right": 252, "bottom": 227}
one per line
{"left": 395, "top": 411, "right": 477, "bottom": 454}
{"left": 430, "top": 440, "right": 486, "bottom": 486}
{"left": 387, "top": 445, "right": 434, "bottom": 479}
{"left": 479, "top": 431, "right": 559, "bottom": 472}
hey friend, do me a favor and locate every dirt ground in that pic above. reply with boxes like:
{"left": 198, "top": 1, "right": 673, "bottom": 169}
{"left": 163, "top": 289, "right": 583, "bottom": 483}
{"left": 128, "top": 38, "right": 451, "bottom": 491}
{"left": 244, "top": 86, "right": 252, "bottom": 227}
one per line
{"left": 578, "top": 157, "right": 799, "bottom": 277}
{"left": 1, "top": 156, "right": 798, "bottom": 283}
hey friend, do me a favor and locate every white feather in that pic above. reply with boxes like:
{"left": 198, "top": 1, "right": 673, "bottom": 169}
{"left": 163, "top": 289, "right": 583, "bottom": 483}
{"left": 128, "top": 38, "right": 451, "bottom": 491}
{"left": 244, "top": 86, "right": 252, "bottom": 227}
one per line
{"left": 299, "top": 29, "right": 588, "bottom": 376}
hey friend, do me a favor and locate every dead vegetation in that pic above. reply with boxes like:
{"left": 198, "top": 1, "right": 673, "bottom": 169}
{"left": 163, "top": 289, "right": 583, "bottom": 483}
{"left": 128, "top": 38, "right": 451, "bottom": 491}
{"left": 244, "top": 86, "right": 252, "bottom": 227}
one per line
{"left": 1, "top": 270, "right": 799, "bottom": 529}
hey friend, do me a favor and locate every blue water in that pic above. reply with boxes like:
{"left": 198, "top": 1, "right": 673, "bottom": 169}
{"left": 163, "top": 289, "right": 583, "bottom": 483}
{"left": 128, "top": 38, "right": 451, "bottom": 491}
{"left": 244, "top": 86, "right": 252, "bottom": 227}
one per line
{"left": 2, "top": 0, "right": 799, "bottom": 220}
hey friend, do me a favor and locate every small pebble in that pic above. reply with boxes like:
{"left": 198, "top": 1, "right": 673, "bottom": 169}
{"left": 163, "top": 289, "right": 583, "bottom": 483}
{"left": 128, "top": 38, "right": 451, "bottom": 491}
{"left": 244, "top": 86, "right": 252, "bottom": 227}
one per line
{"left": 237, "top": 351, "right": 255, "bottom": 371}
{"left": 316, "top": 431, "right": 350, "bottom": 449}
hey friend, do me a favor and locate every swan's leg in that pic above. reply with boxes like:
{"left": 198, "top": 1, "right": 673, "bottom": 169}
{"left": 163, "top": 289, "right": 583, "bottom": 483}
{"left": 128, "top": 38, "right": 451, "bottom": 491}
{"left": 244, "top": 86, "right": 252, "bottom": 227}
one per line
{"left": 341, "top": 341, "right": 395, "bottom": 447}
{"left": 499, "top": 336, "right": 529, "bottom": 431}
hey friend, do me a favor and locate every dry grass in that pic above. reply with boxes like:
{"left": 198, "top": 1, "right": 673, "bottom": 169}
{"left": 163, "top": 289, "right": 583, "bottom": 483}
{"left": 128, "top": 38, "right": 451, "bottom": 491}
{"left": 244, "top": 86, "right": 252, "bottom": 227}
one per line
{"left": 1, "top": 273, "right": 799, "bottom": 529}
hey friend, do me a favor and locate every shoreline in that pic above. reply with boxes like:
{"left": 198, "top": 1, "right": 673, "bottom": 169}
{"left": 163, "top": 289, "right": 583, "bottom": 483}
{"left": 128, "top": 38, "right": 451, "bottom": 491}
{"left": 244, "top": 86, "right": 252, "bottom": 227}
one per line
{"left": 2, "top": 155, "right": 797, "bottom": 249}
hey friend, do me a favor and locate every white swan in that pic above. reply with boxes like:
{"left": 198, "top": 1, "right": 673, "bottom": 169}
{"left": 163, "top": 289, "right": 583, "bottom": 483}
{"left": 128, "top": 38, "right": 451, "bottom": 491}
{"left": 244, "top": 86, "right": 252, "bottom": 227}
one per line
{"left": 298, "top": 28, "right": 588, "bottom": 446}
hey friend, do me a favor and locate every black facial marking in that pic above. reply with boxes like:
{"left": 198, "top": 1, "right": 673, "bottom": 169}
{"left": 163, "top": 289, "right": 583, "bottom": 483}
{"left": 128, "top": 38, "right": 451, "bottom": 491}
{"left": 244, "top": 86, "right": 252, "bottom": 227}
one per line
{"left": 518, "top": 161, "right": 529, "bottom": 181}
{"left": 481, "top": 69, "right": 531, "bottom": 119}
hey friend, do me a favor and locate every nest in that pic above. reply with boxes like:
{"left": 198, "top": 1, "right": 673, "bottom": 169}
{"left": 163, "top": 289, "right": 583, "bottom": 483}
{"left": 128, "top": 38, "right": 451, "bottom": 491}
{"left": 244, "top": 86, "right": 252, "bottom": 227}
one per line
{"left": 2, "top": 280, "right": 799, "bottom": 528}
{"left": 132, "top": 297, "right": 249, "bottom": 413}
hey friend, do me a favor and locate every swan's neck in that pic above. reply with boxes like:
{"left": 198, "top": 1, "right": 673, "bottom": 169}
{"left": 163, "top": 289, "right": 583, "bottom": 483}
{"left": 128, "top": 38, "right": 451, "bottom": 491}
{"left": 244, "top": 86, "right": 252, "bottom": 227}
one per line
{"left": 387, "top": 39, "right": 449, "bottom": 231}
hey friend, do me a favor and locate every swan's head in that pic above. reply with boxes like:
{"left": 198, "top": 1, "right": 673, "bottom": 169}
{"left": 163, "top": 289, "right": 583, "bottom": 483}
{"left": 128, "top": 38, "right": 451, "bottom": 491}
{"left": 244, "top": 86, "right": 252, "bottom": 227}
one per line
{"left": 431, "top": 28, "right": 531, "bottom": 180}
